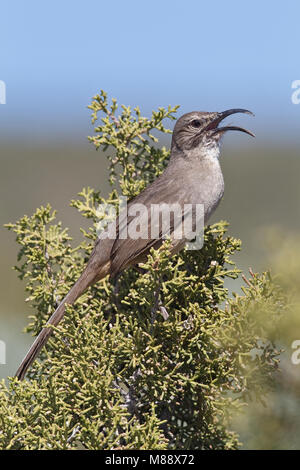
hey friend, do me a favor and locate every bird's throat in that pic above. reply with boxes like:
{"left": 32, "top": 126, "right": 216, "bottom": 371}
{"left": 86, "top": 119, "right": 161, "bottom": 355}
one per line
{"left": 201, "top": 143, "right": 221, "bottom": 161}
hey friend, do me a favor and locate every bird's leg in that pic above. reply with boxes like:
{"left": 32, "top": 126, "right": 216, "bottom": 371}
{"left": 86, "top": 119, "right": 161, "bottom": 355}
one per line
{"left": 150, "top": 293, "right": 169, "bottom": 324}
{"left": 151, "top": 288, "right": 160, "bottom": 327}
{"left": 151, "top": 279, "right": 169, "bottom": 326}
{"left": 158, "top": 274, "right": 169, "bottom": 320}
{"left": 111, "top": 272, "right": 122, "bottom": 311}
{"left": 159, "top": 304, "right": 169, "bottom": 321}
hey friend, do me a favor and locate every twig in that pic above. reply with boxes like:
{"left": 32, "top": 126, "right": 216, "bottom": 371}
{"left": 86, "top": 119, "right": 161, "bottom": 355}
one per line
{"left": 242, "top": 274, "right": 253, "bottom": 288}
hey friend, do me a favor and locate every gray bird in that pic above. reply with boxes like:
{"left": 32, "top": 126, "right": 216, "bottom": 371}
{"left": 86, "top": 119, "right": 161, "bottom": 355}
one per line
{"left": 15, "top": 108, "right": 254, "bottom": 380}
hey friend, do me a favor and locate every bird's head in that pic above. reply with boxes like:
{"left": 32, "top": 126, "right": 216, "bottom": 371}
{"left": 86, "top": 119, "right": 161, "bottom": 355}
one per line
{"left": 171, "top": 109, "right": 254, "bottom": 157}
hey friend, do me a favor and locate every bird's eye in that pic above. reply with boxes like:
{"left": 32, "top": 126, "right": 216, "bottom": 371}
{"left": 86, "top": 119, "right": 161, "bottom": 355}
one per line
{"left": 191, "top": 119, "right": 202, "bottom": 128}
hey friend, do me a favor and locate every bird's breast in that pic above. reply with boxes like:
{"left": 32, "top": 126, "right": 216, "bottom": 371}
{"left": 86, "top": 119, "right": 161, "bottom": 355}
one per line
{"left": 186, "top": 158, "right": 224, "bottom": 222}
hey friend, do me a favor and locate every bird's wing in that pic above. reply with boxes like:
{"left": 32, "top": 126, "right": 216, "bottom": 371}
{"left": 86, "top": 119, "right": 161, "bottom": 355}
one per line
{"left": 110, "top": 173, "right": 189, "bottom": 277}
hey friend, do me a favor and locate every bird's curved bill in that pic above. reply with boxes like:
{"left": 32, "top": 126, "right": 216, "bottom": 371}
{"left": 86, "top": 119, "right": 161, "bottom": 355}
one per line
{"left": 207, "top": 108, "right": 255, "bottom": 137}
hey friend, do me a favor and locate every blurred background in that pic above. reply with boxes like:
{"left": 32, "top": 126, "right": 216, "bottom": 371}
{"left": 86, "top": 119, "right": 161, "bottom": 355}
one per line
{"left": 0, "top": 0, "right": 300, "bottom": 448}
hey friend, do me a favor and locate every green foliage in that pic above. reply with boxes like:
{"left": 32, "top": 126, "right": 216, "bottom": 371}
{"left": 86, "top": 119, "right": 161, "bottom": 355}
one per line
{"left": 232, "top": 230, "right": 300, "bottom": 449}
{"left": 0, "top": 92, "right": 287, "bottom": 450}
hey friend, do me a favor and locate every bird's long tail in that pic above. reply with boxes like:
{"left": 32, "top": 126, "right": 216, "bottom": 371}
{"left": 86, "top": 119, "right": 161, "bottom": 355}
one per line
{"left": 15, "top": 263, "right": 106, "bottom": 381}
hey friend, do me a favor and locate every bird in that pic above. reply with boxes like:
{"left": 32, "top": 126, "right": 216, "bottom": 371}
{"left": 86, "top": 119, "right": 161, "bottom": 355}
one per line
{"left": 15, "top": 108, "right": 254, "bottom": 380}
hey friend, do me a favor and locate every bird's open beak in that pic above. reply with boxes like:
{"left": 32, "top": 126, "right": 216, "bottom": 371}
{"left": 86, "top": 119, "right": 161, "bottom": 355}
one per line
{"left": 206, "top": 108, "right": 255, "bottom": 137}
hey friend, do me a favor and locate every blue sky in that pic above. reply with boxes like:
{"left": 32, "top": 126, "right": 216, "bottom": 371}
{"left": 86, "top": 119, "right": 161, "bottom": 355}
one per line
{"left": 0, "top": 0, "right": 299, "bottom": 143}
